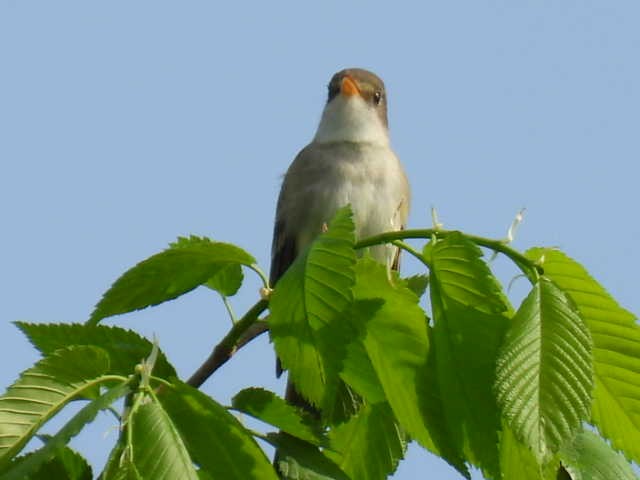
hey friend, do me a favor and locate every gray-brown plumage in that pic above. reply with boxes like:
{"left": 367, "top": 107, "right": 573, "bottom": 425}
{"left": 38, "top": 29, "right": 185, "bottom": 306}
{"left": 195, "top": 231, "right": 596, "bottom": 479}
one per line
{"left": 270, "top": 68, "right": 410, "bottom": 475}
{"left": 270, "top": 68, "right": 410, "bottom": 288}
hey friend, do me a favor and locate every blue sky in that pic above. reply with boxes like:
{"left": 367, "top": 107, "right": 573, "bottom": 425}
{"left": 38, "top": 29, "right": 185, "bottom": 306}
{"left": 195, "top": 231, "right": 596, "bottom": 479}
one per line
{"left": 1, "top": 2, "right": 638, "bottom": 478}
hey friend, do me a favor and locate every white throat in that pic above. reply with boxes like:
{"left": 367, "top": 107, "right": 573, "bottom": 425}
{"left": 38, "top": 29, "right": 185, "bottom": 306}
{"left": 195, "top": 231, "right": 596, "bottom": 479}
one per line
{"left": 313, "top": 95, "right": 390, "bottom": 146}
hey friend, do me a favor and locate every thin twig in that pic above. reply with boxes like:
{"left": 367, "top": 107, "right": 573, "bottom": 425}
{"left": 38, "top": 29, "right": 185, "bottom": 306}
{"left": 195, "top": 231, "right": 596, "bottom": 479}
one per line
{"left": 186, "top": 299, "right": 269, "bottom": 388}
{"left": 357, "top": 228, "right": 541, "bottom": 282}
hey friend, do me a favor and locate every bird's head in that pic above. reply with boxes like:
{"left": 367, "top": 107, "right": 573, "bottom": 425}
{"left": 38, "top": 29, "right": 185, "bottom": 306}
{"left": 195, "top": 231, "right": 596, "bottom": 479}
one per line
{"left": 313, "top": 68, "right": 390, "bottom": 146}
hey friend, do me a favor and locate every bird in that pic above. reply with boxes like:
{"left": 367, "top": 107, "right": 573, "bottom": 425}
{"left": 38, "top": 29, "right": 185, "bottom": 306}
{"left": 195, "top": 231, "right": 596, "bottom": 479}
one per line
{"left": 270, "top": 68, "right": 410, "bottom": 286}
{"left": 269, "top": 68, "right": 410, "bottom": 476}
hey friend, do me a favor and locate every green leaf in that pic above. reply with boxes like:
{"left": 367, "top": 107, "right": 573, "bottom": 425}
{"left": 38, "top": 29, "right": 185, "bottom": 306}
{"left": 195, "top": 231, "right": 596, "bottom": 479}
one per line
{"left": 339, "top": 301, "right": 387, "bottom": 405}
{"left": 557, "top": 466, "right": 572, "bottom": 480}
{"left": 269, "top": 206, "right": 356, "bottom": 412}
{"left": 0, "top": 346, "right": 113, "bottom": 468}
{"left": 265, "top": 434, "right": 349, "bottom": 480}
{"left": 428, "top": 234, "right": 509, "bottom": 477}
{"left": 106, "top": 460, "right": 141, "bottom": 480}
{"left": 427, "top": 232, "right": 511, "bottom": 315}
{"left": 89, "top": 238, "right": 256, "bottom": 324}
{"left": 131, "top": 401, "right": 199, "bottom": 480}
{"left": 197, "top": 470, "right": 214, "bottom": 480}
{"left": 205, "top": 263, "right": 244, "bottom": 297}
{"left": 526, "top": 248, "right": 640, "bottom": 464}
{"left": 495, "top": 278, "right": 593, "bottom": 463}
{"left": 170, "top": 236, "right": 245, "bottom": 297}
{"left": 559, "top": 429, "right": 638, "bottom": 480}
{"left": 231, "top": 388, "right": 323, "bottom": 445}
{"left": 158, "top": 381, "right": 278, "bottom": 480}
{"left": 500, "top": 423, "right": 559, "bottom": 480}
{"left": 15, "top": 322, "right": 176, "bottom": 379}
{"left": 325, "top": 402, "right": 406, "bottom": 480}
{"left": 403, "top": 274, "right": 429, "bottom": 299}
{"left": 351, "top": 258, "right": 468, "bottom": 477}
{"left": 4, "top": 445, "right": 92, "bottom": 480}
{"left": 101, "top": 441, "right": 127, "bottom": 480}
{"left": 1, "top": 382, "right": 129, "bottom": 480}
{"left": 100, "top": 439, "right": 144, "bottom": 480}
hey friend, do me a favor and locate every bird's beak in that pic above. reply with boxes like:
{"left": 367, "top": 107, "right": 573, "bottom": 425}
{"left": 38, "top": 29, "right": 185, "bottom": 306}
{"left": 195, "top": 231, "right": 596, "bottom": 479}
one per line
{"left": 340, "top": 75, "right": 361, "bottom": 97}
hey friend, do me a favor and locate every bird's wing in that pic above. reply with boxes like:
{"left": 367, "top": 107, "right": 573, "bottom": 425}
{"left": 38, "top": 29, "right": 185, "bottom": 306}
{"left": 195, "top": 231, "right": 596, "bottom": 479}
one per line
{"left": 269, "top": 146, "right": 319, "bottom": 285}
{"left": 269, "top": 214, "right": 299, "bottom": 288}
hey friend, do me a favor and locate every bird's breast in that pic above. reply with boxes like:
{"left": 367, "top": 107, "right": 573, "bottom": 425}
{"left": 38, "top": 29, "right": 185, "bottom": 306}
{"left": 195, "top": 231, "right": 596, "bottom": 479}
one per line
{"left": 285, "top": 142, "right": 409, "bottom": 262}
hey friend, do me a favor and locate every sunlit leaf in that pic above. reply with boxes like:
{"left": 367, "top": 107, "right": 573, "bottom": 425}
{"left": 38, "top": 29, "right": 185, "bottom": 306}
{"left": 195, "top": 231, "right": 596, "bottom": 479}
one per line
{"left": 427, "top": 232, "right": 510, "bottom": 315}
{"left": 499, "top": 423, "right": 559, "bottom": 480}
{"left": 527, "top": 248, "right": 640, "bottom": 464}
{"left": 0, "top": 346, "right": 112, "bottom": 468}
{"left": 495, "top": 278, "right": 593, "bottom": 463}
{"left": 1, "top": 382, "right": 129, "bottom": 479}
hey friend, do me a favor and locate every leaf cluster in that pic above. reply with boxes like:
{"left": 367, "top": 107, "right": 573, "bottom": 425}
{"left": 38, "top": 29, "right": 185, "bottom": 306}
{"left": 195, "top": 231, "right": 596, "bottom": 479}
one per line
{"left": 1, "top": 208, "right": 638, "bottom": 479}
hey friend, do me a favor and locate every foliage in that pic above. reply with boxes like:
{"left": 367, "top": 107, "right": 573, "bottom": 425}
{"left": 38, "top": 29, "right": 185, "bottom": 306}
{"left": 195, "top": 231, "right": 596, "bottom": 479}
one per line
{"left": 1, "top": 206, "right": 638, "bottom": 479}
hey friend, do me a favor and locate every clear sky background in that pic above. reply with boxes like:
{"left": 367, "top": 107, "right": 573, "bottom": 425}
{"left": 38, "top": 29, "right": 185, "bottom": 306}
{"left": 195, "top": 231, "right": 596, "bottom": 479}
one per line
{"left": 1, "top": 2, "right": 638, "bottom": 479}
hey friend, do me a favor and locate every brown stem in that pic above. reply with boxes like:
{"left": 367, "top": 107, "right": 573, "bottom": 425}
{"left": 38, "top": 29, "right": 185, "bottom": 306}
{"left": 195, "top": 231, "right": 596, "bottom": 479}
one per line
{"left": 186, "top": 299, "right": 269, "bottom": 387}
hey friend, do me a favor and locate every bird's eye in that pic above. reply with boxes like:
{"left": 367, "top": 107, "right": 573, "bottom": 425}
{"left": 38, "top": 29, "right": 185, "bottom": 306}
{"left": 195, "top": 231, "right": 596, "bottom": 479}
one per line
{"left": 373, "top": 91, "right": 383, "bottom": 105}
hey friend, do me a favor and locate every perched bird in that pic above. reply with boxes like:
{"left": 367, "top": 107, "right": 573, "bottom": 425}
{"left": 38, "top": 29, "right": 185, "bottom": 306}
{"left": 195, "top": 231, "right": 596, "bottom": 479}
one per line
{"left": 270, "top": 68, "right": 410, "bottom": 288}
{"left": 270, "top": 68, "right": 410, "bottom": 419}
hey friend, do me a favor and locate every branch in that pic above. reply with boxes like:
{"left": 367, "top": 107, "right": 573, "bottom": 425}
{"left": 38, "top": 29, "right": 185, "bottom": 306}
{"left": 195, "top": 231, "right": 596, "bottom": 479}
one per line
{"left": 357, "top": 228, "right": 542, "bottom": 282}
{"left": 187, "top": 228, "right": 539, "bottom": 388}
{"left": 187, "top": 299, "right": 269, "bottom": 388}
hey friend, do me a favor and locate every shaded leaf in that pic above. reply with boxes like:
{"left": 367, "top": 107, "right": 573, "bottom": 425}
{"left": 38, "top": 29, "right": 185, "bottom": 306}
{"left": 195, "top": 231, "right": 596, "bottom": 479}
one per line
{"left": 0, "top": 346, "right": 112, "bottom": 467}
{"left": 100, "top": 439, "right": 143, "bottom": 480}
{"left": 265, "top": 433, "right": 349, "bottom": 480}
{"left": 158, "top": 381, "right": 278, "bottom": 480}
{"left": 339, "top": 301, "right": 387, "bottom": 405}
{"left": 495, "top": 278, "right": 593, "bottom": 462}
{"left": 170, "top": 237, "right": 246, "bottom": 297}
{"left": 89, "top": 239, "right": 255, "bottom": 324}
{"left": 326, "top": 402, "right": 406, "bottom": 480}
{"left": 351, "top": 259, "right": 468, "bottom": 477}
{"left": 269, "top": 206, "right": 356, "bottom": 413}
{"left": 4, "top": 445, "right": 92, "bottom": 480}
{"left": 527, "top": 248, "right": 640, "bottom": 464}
{"left": 428, "top": 234, "right": 509, "bottom": 477}
{"left": 15, "top": 322, "right": 176, "bottom": 379}
{"left": 557, "top": 466, "right": 572, "bottom": 480}
{"left": 107, "top": 460, "right": 142, "bottom": 480}
{"left": 131, "top": 402, "right": 199, "bottom": 480}
{"left": 559, "top": 429, "right": 638, "bottom": 480}
{"left": 231, "top": 388, "right": 323, "bottom": 445}
{"left": 403, "top": 274, "right": 429, "bottom": 299}
{"left": 205, "top": 263, "right": 244, "bottom": 297}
